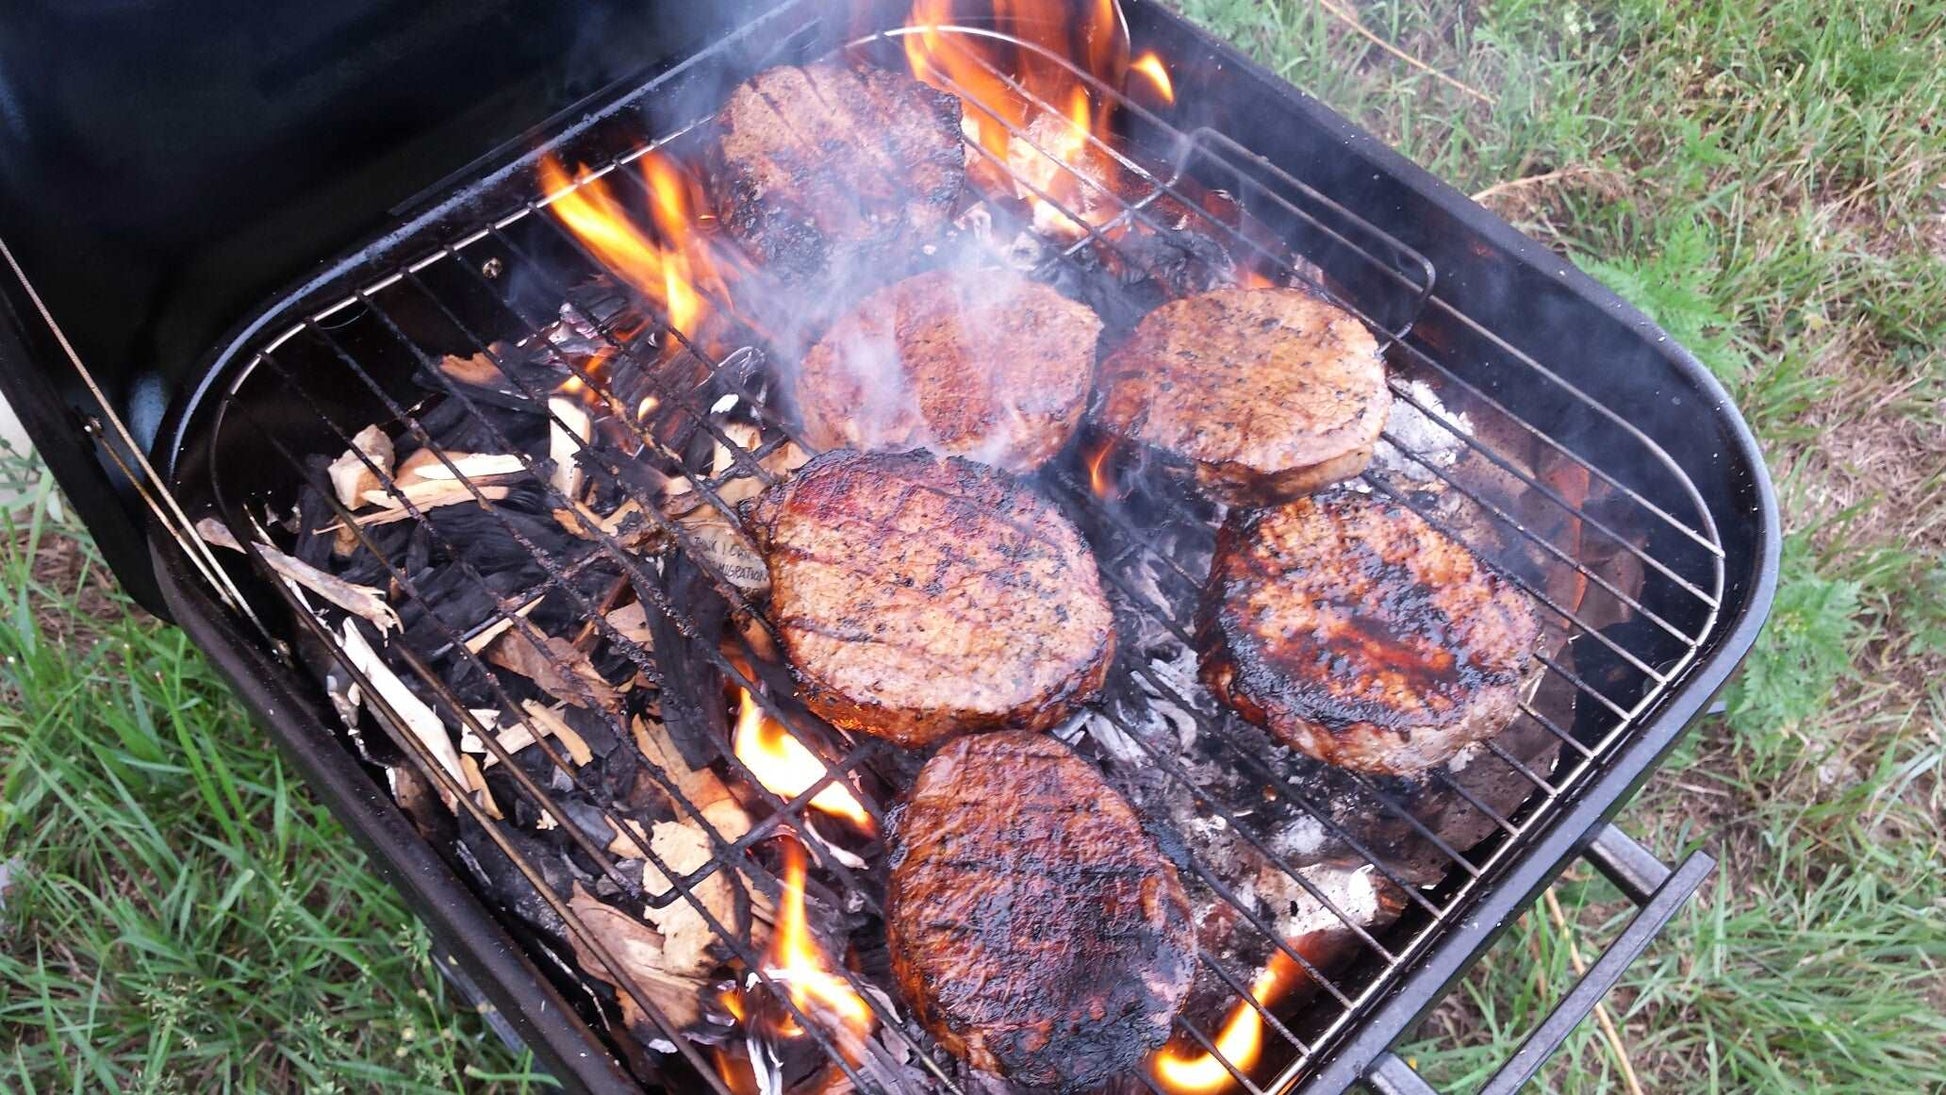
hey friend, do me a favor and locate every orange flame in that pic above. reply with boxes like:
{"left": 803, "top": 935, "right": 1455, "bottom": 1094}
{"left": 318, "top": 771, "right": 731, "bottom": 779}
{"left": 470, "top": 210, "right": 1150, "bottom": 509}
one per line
{"left": 733, "top": 691, "right": 873, "bottom": 829}
{"left": 765, "top": 837, "right": 875, "bottom": 1041}
{"left": 1085, "top": 436, "right": 1117, "bottom": 498}
{"left": 904, "top": 0, "right": 1148, "bottom": 238}
{"left": 1152, "top": 948, "right": 1307, "bottom": 1093}
{"left": 536, "top": 153, "right": 723, "bottom": 338}
{"left": 1131, "top": 52, "right": 1174, "bottom": 104}
{"left": 1237, "top": 267, "right": 1279, "bottom": 291}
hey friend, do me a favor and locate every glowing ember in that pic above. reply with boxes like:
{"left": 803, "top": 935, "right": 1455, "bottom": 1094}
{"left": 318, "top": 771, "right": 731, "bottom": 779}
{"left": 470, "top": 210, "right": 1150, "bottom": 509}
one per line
{"left": 733, "top": 690, "right": 873, "bottom": 829}
{"left": 536, "top": 153, "right": 724, "bottom": 339}
{"left": 765, "top": 836, "right": 875, "bottom": 1041}
{"left": 1086, "top": 436, "right": 1117, "bottom": 498}
{"left": 1151, "top": 948, "right": 1306, "bottom": 1093}
{"left": 1131, "top": 51, "right": 1174, "bottom": 103}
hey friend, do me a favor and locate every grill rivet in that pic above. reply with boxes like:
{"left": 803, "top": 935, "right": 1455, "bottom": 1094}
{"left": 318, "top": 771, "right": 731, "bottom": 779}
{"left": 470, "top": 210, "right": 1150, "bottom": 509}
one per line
{"left": 481, "top": 257, "right": 504, "bottom": 280}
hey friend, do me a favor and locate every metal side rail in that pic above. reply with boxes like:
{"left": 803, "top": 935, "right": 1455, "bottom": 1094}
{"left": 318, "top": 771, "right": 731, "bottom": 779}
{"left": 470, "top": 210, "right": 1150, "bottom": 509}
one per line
{"left": 1365, "top": 825, "right": 1715, "bottom": 1095}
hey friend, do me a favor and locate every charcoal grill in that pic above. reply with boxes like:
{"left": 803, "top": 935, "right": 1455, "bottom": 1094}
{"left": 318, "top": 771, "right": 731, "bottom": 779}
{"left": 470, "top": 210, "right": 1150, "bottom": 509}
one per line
{"left": 0, "top": 1, "right": 1777, "bottom": 1092}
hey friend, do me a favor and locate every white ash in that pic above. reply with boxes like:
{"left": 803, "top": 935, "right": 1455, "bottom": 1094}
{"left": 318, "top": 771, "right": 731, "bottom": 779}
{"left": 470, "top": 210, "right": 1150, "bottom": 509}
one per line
{"left": 1372, "top": 378, "right": 1472, "bottom": 482}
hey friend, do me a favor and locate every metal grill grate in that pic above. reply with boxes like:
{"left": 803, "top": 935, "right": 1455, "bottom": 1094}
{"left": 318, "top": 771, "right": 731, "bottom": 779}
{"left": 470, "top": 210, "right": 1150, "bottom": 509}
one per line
{"left": 187, "top": 21, "right": 1726, "bottom": 1095}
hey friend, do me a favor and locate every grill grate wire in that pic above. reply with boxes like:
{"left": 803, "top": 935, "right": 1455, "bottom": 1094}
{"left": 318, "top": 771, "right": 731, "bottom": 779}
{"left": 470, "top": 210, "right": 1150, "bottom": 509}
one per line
{"left": 193, "top": 24, "right": 1726, "bottom": 1095}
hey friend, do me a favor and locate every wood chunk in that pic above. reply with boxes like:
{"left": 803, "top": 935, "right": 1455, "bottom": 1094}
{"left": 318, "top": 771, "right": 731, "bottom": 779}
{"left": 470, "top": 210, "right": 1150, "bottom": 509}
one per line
{"left": 326, "top": 424, "right": 395, "bottom": 510}
{"left": 438, "top": 351, "right": 503, "bottom": 388}
{"left": 347, "top": 484, "right": 512, "bottom": 527}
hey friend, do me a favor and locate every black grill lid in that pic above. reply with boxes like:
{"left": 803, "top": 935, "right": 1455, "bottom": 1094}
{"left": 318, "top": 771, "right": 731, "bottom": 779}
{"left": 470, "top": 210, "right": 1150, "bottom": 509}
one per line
{"left": 0, "top": 0, "right": 763, "bottom": 610}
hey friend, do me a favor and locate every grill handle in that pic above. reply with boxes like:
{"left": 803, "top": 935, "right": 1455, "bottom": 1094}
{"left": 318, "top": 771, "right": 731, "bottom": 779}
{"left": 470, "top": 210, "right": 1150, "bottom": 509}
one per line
{"left": 1365, "top": 825, "right": 1715, "bottom": 1095}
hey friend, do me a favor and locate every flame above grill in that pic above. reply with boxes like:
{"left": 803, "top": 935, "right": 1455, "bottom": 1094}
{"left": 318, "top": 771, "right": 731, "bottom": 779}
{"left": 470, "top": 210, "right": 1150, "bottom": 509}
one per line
{"left": 536, "top": 153, "right": 725, "bottom": 340}
{"left": 1151, "top": 948, "right": 1308, "bottom": 1093}
{"left": 733, "top": 690, "right": 873, "bottom": 830}
{"left": 901, "top": 0, "right": 1172, "bottom": 238}
{"left": 765, "top": 836, "right": 875, "bottom": 1042}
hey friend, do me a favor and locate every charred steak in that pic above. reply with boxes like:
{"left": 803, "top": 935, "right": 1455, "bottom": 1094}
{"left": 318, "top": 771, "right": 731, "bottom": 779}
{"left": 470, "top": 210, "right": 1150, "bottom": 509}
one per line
{"left": 888, "top": 731, "right": 1196, "bottom": 1090}
{"left": 749, "top": 449, "right": 1114, "bottom": 748}
{"left": 1095, "top": 287, "right": 1389, "bottom": 505}
{"left": 711, "top": 61, "right": 963, "bottom": 285}
{"left": 1200, "top": 490, "right": 1541, "bottom": 776}
{"left": 795, "top": 269, "right": 1103, "bottom": 473}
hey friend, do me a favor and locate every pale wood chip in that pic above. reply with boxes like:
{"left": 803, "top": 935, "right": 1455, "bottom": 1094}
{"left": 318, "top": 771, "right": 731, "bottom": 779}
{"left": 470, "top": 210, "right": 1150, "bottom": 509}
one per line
{"left": 336, "top": 618, "right": 461, "bottom": 812}
{"left": 459, "top": 753, "right": 502, "bottom": 819}
{"left": 565, "top": 885, "right": 705, "bottom": 1034}
{"left": 197, "top": 517, "right": 400, "bottom": 633}
{"left": 461, "top": 596, "right": 543, "bottom": 655}
{"left": 631, "top": 715, "right": 751, "bottom": 843}
{"left": 548, "top": 396, "right": 592, "bottom": 499}
{"left": 484, "top": 628, "right": 621, "bottom": 710}
{"left": 604, "top": 601, "right": 654, "bottom": 646}
{"left": 438, "top": 351, "right": 502, "bottom": 388}
{"left": 340, "top": 483, "right": 512, "bottom": 527}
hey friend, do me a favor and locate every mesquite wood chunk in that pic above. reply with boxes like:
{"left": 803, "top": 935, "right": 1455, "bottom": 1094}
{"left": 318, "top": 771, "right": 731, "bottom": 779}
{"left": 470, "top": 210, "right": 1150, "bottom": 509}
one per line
{"left": 750, "top": 449, "right": 1115, "bottom": 748}
{"left": 712, "top": 61, "right": 964, "bottom": 284}
{"left": 795, "top": 269, "right": 1103, "bottom": 473}
{"left": 1200, "top": 490, "right": 1541, "bottom": 776}
{"left": 1095, "top": 286, "right": 1390, "bottom": 504}
{"left": 888, "top": 732, "right": 1196, "bottom": 1090}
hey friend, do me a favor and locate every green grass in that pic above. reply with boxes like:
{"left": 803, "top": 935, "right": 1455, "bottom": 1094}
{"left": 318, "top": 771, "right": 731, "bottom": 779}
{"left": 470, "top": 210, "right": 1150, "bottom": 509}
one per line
{"left": 1175, "top": 0, "right": 1946, "bottom": 1090}
{"left": 5, "top": 1, "right": 1946, "bottom": 1091}
{"left": 0, "top": 459, "right": 549, "bottom": 1092}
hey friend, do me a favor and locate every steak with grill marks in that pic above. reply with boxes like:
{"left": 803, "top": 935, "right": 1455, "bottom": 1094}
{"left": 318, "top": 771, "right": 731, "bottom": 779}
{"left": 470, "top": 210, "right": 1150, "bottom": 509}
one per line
{"left": 711, "top": 61, "right": 964, "bottom": 285}
{"left": 748, "top": 449, "right": 1115, "bottom": 748}
{"left": 887, "top": 731, "right": 1196, "bottom": 1091}
{"left": 1095, "top": 286, "right": 1389, "bottom": 505}
{"left": 795, "top": 269, "right": 1103, "bottom": 473}
{"left": 1200, "top": 490, "right": 1541, "bottom": 776}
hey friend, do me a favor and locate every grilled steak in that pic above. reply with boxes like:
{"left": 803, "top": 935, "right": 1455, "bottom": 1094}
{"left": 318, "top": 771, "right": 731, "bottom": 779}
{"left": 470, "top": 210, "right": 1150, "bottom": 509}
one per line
{"left": 888, "top": 731, "right": 1196, "bottom": 1090}
{"left": 749, "top": 449, "right": 1114, "bottom": 748}
{"left": 1200, "top": 490, "right": 1541, "bottom": 776}
{"left": 795, "top": 269, "right": 1103, "bottom": 473}
{"left": 711, "top": 61, "right": 963, "bottom": 285}
{"left": 1095, "top": 287, "right": 1389, "bottom": 505}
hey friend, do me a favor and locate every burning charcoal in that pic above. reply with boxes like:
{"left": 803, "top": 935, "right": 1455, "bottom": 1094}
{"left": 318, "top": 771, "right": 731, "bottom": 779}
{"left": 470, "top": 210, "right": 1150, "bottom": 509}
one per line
{"left": 412, "top": 391, "right": 550, "bottom": 455}
{"left": 455, "top": 814, "right": 570, "bottom": 936}
{"left": 564, "top": 884, "right": 710, "bottom": 1039}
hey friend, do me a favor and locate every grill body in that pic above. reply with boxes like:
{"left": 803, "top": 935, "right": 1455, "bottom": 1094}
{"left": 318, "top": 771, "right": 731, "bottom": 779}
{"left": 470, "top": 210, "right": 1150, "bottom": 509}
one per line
{"left": 0, "top": 2, "right": 1777, "bottom": 1093}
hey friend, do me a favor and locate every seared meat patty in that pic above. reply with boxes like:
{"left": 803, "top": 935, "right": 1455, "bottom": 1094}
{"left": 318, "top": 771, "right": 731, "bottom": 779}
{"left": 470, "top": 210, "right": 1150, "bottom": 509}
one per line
{"left": 1200, "top": 490, "right": 1541, "bottom": 776}
{"left": 750, "top": 449, "right": 1114, "bottom": 748}
{"left": 888, "top": 732, "right": 1195, "bottom": 1090}
{"left": 1095, "top": 287, "right": 1389, "bottom": 505}
{"left": 796, "top": 269, "right": 1103, "bottom": 473}
{"left": 712, "top": 61, "right": 963, "bottom": 284}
